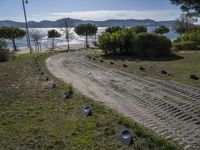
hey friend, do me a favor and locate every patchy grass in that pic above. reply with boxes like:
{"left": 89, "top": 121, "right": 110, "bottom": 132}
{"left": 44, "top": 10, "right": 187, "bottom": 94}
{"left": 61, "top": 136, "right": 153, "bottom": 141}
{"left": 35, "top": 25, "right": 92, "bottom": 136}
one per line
{"left": 0, "top": 52, "right": 180, "bottom": 150}
{"left": 89, "top": 50, "right": 200, "bottom": 88}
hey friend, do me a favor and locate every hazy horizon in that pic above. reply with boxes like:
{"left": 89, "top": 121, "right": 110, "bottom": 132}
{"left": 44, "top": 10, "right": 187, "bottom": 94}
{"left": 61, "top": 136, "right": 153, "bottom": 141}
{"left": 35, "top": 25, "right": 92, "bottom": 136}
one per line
{"left": 0, "top": 0, "right": 181, "bottom": 22}
{"left": 0, "top": 17, "right": 176, "bottom": 23}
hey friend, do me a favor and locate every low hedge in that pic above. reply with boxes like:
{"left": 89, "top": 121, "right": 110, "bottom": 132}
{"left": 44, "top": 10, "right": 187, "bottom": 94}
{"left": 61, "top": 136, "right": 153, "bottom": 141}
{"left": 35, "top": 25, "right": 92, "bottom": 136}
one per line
{"left": 135, "top": 33, "right": 172, "bottom": 57}
{"left": 173, "top": 41, "right": 199, "bottom": 50}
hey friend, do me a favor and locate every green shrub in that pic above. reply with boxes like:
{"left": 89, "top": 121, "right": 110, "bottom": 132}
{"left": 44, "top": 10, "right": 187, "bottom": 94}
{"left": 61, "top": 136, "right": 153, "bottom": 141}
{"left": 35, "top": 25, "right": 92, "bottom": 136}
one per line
{"left": 0, "top": 49, "right": 9, "bottom": 62}
{"left": 135, "top": 33, "right": 172, "bottom": 57}
{"left": 99, "top": 29, "right": 136, "bottom": 55}
{"left": 173, "top": 26, "right": 200, "bottom": 50}
{"left": 135, "top": 33, "right": 158, "bottom": 56}
{"left": 144, "top": 49, "right": 157, "bottom": 57}
{"left": 99, "top": 29, "right": 171, "bottom": 57}
{"left": 156, "top": 36, "right": 172, "bottom": 56}
{"left": 174, "top": 41, "right": 198, "bottom": 50}
{"left": 99, "top": 33, "right": 116, "bottom": 54}
{"left": 112, "top": 28, "right": 136, "bottom": 54}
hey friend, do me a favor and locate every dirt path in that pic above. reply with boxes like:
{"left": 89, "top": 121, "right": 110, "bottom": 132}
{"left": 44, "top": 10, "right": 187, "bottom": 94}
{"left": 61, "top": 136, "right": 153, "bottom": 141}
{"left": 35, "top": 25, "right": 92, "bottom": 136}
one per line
{"left": 46, "top": 50, "right": 200, "bottom": 150}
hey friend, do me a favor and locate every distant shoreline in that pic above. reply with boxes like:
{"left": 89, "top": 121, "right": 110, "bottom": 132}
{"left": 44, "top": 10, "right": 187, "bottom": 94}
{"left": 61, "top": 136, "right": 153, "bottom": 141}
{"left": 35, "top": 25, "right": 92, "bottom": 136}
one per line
{"left": 0, "top": 18, "right": 175, "bottom": 28}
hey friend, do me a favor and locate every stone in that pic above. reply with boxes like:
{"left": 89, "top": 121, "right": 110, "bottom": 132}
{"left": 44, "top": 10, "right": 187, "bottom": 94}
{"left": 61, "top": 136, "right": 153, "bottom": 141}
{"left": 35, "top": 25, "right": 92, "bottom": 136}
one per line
{"left": 123, "top": 64, "right": 128, "bottom": 68}
{"left": 110, "top": 62, "right": 114, "bottom": 65}
{"left": 140, "top": 66, "right": 145, "bottom": 71}
{"left": 82, "top": 106, "right": 92, "bottom": 117}
{"left": 161, "top": 70, "right": 168, "bottom": 75}
{"left": 49, "top": 83, "right": 56, "bottom": 89}
{"left": 190, "top": 75, "right": 199, "bottom": 80}
{"left": 61, "top": 92, "right": 70, "bottom": 99}
{"left": 87, "top": 55, "right": 91, "bottom": 59}
{"left": 100, "top": 60, "right": 104, "bottom": 63}
{"left": 117, "top": 129, "right": 133, "bottom": 146}
{"left": 39, "top": 72, "right": 44, "bottom": 76}
{"left": 44, "top": 76, "right": 49, "bottom": 81}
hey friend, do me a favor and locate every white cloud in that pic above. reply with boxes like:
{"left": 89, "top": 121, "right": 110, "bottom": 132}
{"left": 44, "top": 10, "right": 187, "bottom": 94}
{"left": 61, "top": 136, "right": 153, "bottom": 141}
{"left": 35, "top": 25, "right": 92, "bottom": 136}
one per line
{"left": 1, "top": 9, "right": 182, "bottom": 22}
{"left": 28, "top": 9, "right": 181, "bottom": 21}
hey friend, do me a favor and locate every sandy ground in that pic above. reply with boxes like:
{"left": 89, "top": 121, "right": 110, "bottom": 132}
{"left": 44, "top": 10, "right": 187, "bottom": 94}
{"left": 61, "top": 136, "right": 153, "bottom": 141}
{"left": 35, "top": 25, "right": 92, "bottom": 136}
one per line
{"left": 46, "top": 50, "right": 200, "bottom": 150}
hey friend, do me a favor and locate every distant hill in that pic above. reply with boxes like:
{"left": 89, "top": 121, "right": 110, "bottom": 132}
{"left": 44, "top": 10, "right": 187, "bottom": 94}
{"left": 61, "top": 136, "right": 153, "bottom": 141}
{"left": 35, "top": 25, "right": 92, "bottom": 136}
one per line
{"left": 0, "top": 18, "right": 175, "bottom": 28}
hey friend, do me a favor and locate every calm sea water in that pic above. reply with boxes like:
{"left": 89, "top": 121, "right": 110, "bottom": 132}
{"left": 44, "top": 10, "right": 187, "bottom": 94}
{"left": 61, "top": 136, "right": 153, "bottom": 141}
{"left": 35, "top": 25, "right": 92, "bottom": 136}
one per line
{"left": 6, "top": 27, "right": 178, "bottom": 49}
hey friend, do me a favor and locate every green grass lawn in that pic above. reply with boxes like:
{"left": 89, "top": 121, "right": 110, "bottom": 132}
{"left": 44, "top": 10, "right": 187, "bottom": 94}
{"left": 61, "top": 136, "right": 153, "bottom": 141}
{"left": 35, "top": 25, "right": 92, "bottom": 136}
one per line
{"left": 89, "top": 50, "right": 200, "bottom": 88}
{"left": 0, "top": 52, "right": 180, "bottom": 150}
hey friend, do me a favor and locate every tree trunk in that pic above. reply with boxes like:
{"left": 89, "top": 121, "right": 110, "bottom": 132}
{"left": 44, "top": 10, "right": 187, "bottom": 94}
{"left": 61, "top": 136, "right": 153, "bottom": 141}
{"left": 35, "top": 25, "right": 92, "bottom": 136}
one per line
{"left": 35, "top": 43, "right": 37, "bottom": 52}
{"left": 67, "top": 36, "right": 70, "bottom": 51}
{"left": 12, "top": 38, "right": 17, "bottom": 51}
{"left": 86, "top": 35, "right": 89, "bottom": 48}
{"left": 52, "top": 38, "right": 55, "bottom": 50}
{"left": 36, "top": 39, "right": 39, "bottom": 52}
{"left": 39, "top": 43, "right": 42, "bottom": 52}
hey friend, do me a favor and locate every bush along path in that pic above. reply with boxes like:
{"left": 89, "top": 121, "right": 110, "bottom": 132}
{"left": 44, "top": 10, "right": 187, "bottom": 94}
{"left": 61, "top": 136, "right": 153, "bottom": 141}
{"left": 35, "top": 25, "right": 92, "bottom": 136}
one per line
{"left": 0, "top": 52, "right": 180, "bottom": 149}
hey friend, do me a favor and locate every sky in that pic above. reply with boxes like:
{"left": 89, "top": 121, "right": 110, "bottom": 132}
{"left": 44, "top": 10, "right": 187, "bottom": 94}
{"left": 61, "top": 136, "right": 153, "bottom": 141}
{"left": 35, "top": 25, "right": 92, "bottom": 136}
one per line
{"left": 0, "top": 0, "right": 182, "bottom": 22}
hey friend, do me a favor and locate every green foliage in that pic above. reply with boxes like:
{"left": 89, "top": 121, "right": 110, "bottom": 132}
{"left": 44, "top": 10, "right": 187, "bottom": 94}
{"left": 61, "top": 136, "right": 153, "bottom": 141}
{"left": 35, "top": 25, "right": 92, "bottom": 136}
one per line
{"left": 154, "top": 26, "right": 170, "bottom": 35}
{"left": 135, "top": 33, "right": 158, "bottom": 57}
{"left": 135, "top": 33, "right": 172, "bottom": 57}
{"left": 0, "top": 49, "right": 9, "bottom": 62}
{"left": 105, "top": 26, "right": 123, "bottom": 34}
{"left": 99, "top": 28, "right": 172, "bottom": 57}
{"left": 47, "top": 29, "right": 61, "bottom": 39}
{"left": 132, "top": 25, "right": 147, "bottom": 34}
{"left": 173, "top": 26, "right": 200, "bottom": 50}
{"left": 98, "top": 32, "right": 114, "bottom": 54}
{"left": 99, "top": 28, "right": 135, "bottom": 55}
{"left": 0, "top": 26, "right": 26, "bottom": 51}
{"left": 47, "top": 29, "right": 61, "bottom": 49}
{"left": 75, "top": 24, "right": 98, "bottom": 48}
{"left": 156, "top": 36, "right": 172, "bottom": 56}
{"left": 0, "top": 26, "right": 26, "bottom": 40}
{"left": 67, "top": 83, "right": 74, "bottom": 95}
{"left": 75, "top": 24, "right": 98, "bottom": 37}
{"left": 0, "top": 38, "right": 7, "bottom": 49}
{"left": 170, "top": 0, "right": 200, "bottom": 17}
{"left": 113, "top": 28, "right": 136, "bottom": 54}
{"left": 174, "top": 41, "right": 198, "bottom": 50}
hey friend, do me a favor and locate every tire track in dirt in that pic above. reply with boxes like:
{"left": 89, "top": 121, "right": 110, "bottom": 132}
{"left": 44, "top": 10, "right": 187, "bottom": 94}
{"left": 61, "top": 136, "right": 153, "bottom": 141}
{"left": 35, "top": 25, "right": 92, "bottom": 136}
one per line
{"left": 46, "top": 51, "right": 200, "bottom": 150}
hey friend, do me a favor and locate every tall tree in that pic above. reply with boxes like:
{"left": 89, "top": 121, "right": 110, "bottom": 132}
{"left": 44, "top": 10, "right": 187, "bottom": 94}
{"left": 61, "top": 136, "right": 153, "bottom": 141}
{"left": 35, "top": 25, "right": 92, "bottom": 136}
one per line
{"left": 105, "top": 26, "right": 122, "bottom": 34}
{"left": 30, "top": 30, "right": 44, "bottom": 52}
{"left": 48, "top": 29, "right": 61, "bottom": 50}
{"left": 132, "top": 25, "right": 147, "bottom": 34}
{"left": 59, "top": 18, "right": 74, "bottom": 51}
{"left": 174, "top": 13, "right": 196, "bottom": 35}
{"left": 75, "top": 24, "right": 98, "bottom": 48}
{"left": 154, "top": 26, "right": 170, "bottom": 36}
{"left": 0, "top": 26, "right": 26, "bottom": 51}
{"left": 170, "top": 0, "right": 200, "bottom": 17}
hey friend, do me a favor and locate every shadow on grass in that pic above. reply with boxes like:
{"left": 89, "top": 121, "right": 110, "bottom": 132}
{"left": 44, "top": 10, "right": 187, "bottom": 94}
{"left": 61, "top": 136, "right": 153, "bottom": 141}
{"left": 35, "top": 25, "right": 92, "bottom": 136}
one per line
{"left": 99, "top": 54, "right": 184, "bottom": 62}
